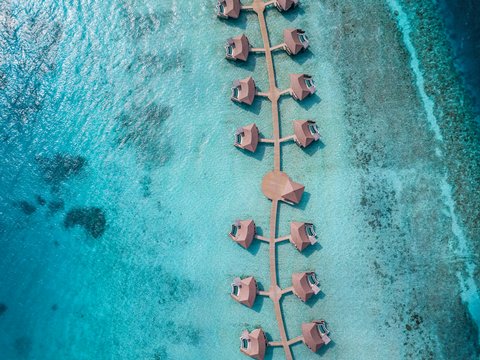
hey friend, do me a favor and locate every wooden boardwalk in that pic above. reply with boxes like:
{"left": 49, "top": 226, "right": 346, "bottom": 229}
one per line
{"left": 252, "top": 1, "right": 301, "bottom": 359}
{"left": 225, "top": 2, "right": 312, "bottom": 359}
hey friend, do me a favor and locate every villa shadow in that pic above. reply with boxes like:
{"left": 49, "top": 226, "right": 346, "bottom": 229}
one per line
{"left": 264, "top": 341, "right": 331, "bottom": 360}
{"left": 299, "top": 93, "right": 321, "bottom": 110}
{"left": 246, "top": 237, "right": 263, "bottom": 256}
{"left": 296, "top": 191, "right": 311, "bottom": 211}
{"left": 268, "top": 5, "right": 305, "bottom": 22}
{"left": 233, "top": 96, "right": 264, "bottom": 115}
{"left": 305, "top": 291, "right": 325, "bottom": 308}
{"left": 278, "top": 142, "right": 293, "bottom": 170}
{"left": 317, "top": 339, "right": 336, "bottom": 355}
{"left": 274, "top": 243, "right": 282, "bottom": 287}
{"left": 251, "top": 292, "right": 266, "bottom": 313}
{"left": 292, "top": 49, "right": 314, "bottom": 65}
{"left": 288, "top": 338, "right": 336, "bottom": 359}
{"left": 255, "top": 225, "right": 267, "bottom": 238}
{"left": 275, "top": 201, "right": 285, "bottom": 237}
{"left": 259, "top": 129, "right": 275, "bottom": 144}
{"left": 236, "top": 141, "right": 266, "bottom": 161}
{"left": 219, "top": 12, "right": 249, "bottom": 30}
{"left": 300, "top": 241, "right": 322, "bottom": 258}
{"left": 263, "top": 334, "right": 282, "bottom": 360}
{"left": 289, "top": 339, "right": 313, "bottom": 360}
{"left": 231, "top": 52, "right": 262, "bottom": 72}
{"left": 277, "top": 92, "right": 321, "bottom": 112}
{"left": 302, "top": 139, "right": 325, "bottom": 157}
{"left": 264, "top": 349, "right": 275, "bottom": 360}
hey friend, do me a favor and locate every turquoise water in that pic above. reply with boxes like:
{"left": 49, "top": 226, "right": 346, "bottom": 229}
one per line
{"left": 0, "top": 0, "right": 479, "bottom": 359}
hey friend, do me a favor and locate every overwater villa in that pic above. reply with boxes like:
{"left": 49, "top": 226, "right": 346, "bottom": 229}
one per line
{"left": 240, "top": 328, "right": 267, "bottom": 360}
{"left": 293, "top": 120, "right": 321, "bottom": 148}
{"left": 231, "top": 76, "right": 257, "bottom": 105}
{"left": 292, "top": 271, "right": 321, "bottom": 302}
{"left": 302, "top": 320, "right": 331, "bottom": 353}
{"left": 274, "top": 0, "right": 299, "bottom": 12}
{"left": 229, "top": 219, "right": 256, "bottom": 249}
{"left": 290, "top": 222, "right": 317, "bottom": 252}
{"left": 226, "top": 34, "right": 251, "bottom": 61}
{"left": 290, "top": 74, "right": 316, "bottom": 101}
{"left": 284, "top": 29, "right": 309, "bottom": 55}
{"left": 281, "top": 177, "right": 305, "bottom": 205}
{"left": 231, "top": 276, "right": 258, "bottom": 308}
{"left": 235, "top": 123, "right": 259, "bottom": 152}
{"left": 216, "top": 0, "right": 241, "bottom": 19}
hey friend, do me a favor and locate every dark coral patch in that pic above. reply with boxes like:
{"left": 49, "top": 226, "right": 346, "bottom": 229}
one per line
{"left": 14, "top": 336, "right": 32, "bottom": 358}
{"left": 161, "top": 321, "right": 201, "bottom": 346}
{"left": 153, "top": 347, "right": 168, "bottom": 360}
{"left": 120, "top": 7, "right": 174, "bottom": 39}
{"left": 117, "top": 103, "right": 173, "bottom": 166}
{"left": 157, "top": 271, "right": 196, "bottom": 305}
{"left": 0, "top": 2, "right": 62, "bottom": 130}
{"left": 36, "top": 154, "right": 86, "bottom": 186}
{"left": 19, "top": 201, "right": 36, "bottom": 215}
{"left": 127, "top": 50, "right": 186, "bottom": 75}
{"left": 63, "top": 207, "right": 106, "bottom": 238}
{"left": 141, "top": 175, "right": 152, "bottom": 198}
{"left": 0, "top": 303, "right": 7, "bottom": 316}
{"left": 35, "top": 195, "right": 46, "bottom": 206}
{"left": 48, "top": 200, "right": 65, "bottom": 213}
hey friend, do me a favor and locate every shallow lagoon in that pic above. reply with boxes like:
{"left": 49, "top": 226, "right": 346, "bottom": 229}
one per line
{"left": 0, "top": 0, "right": 478, "bottom": 359}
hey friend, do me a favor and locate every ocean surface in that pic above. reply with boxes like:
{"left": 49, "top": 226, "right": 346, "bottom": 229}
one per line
{"left": 0, "top": 0, "right": 479, "bottom": 359}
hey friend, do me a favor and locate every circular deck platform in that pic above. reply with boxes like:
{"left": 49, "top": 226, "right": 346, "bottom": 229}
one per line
{"left": 262, "top": 171, "right": 289, "bottom": 200}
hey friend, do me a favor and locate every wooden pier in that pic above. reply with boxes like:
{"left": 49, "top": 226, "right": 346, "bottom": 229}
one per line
{"left": 254, "top": 2, "right": 299, "bottom": 357}
{"left": 221, "top": 1, "right": 321, "bottom": 359}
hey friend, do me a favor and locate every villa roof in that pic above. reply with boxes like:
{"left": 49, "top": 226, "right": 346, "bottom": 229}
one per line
{"left": 290, "top": 74, "right": 315, "bottom": 101}
{"left": 281, "top": 178, "right": 304, "bottom": 204}
{"left": 240, "top": 328, "right": 267, "bottom": 360}
{"left": 227, "top": 34, "right": 250, "bottom": 61}
{"left": 284, "top": 29, "right": 308, "bottom": 55}
{"left": 293, "top": 120, "right": 319, "bottom": 148}
{"left": 290, "top": 222, "right": 315, "bottom": 252}
{"left": 231, "top": 276, "right": 257, "bottom": 308}
{"left": 302, "top": 321, "right": 331, "bottom": 353}
{"left": 292, "top": 271, "right": 318, "bottom": 302}
{"left": 218, "top": 0, "right": 242, "bottom": 19}
{"left": 276, "top": 0, "right": 299, "bottom": 11}
{"left": 232, "top": 76, "right": 256, "bottom": 105}
{"left": 229, "top": 219, "right": 256, "bottom": 249}
{"left": 235, "top": 123, "right": 259, "bottom": 152}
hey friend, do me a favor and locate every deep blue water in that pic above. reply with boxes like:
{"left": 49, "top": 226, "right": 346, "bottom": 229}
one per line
{"left": 439, "top": 0, "right": 480, "bottom": 122}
